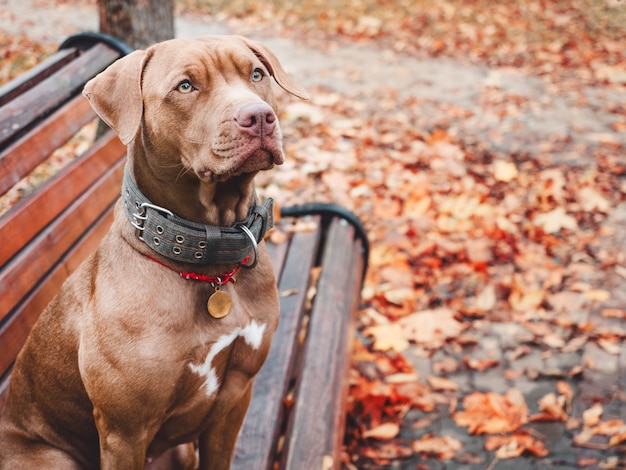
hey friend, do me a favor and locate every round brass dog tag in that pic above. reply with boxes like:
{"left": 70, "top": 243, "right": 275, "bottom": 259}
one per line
{"left": 208, "top": 289, "right": 232, "bottom": 319}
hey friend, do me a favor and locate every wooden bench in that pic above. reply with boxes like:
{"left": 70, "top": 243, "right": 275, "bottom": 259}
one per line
{"left": 0, "top": 32, "right": 368, "bottom": 469}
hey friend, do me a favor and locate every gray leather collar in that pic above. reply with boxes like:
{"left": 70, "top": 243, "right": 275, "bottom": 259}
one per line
{"left": 121, "top": 166, "right": 273, "bottom": 266}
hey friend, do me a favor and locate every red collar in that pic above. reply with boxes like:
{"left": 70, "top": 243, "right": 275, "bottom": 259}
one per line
{"left": 144, "top": 254, "right": 243, "bottom": 286}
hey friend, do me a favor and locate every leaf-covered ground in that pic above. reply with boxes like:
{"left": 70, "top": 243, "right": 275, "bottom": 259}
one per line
{"left": 3, "top": 0, "right": 626, "bottom": 468}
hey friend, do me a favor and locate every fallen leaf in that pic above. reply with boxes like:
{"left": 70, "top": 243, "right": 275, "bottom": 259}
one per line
{"left": 364, "top": 323, "right": 410, "bottom": 352}
{"left": 485, "top": 432, "right": 549, "bottom": 458}
{"left": 362, "top": 422, "right": 401, "bottom": 440}
{"left": 454, "top": 390, "right": 529, "bottom": 435}
{"left": 584, "top": 290, "right": 611, "bottom": 302}
{"left": 535, "top": 392, "right": 568, "bottom": 421}
{"left": 398, "top": 308, "right": 464, "bottom": 349}
{"left": 493, "top": 160, "right": 519, "bottom": 182}
{"left": 411, "top": 434, "right": 463, "bottom": 460}
{"left": 385, "top": 372, "right": 419, "bottom": 384}
{"left": 427, "top": 375, "right": 459, "bottom": 391}
{"left": 533, "top": 207, "right": 577, "bottom": 233}
{"left": 462, "top": 356, "right": 500, "bottom": 371}
{"left": 597, "top": 338, "right": 621, "bottom": 355}
{"left": 601, "top": 309, "right": 626, "bottom": 319}
{"left": 583, "top": 403, "right": 603, "bottom": 427}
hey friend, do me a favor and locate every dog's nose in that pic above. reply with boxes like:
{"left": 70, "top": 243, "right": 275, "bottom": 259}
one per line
{"left": 234, "top": 103, "right": 276, "bottom": 136}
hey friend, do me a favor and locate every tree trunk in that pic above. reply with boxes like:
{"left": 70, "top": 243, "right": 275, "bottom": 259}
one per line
{"left": 98, "top": 0, "right": 175, "bottom": 49}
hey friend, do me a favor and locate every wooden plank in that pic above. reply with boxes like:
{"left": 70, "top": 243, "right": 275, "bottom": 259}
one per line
{"left": 0, "top": 43, "right": 119, "bottom": 148}
{"left": 281, "top": 219, "right": 363, "bottom": 470}
{"left": 232, "top": 219, "right": 322, "bottom": 470}
{"left": 329, "top": 239, "right": 363, "bottom": 461}
{"left": 266, "top": 235, "right": 289, "bottom": 280}
{"left": 0, "top": 202, "right": 116, "bottom": 381}
{"left": 0, "top": 157, "right": 124, "bottom": 325}
{"left": 0, "top": 48, "right": 79, "bottom": 106}
{"left": 0, "top": 95, "right": 97, "bottom": 197}
{"left": 0, "top": 130, "right": 125, "bottom": 266}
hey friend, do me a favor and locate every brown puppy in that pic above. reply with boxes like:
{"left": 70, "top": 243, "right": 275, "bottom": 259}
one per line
{"left": 0, "top": 36, "right": 308, "bottom": 469}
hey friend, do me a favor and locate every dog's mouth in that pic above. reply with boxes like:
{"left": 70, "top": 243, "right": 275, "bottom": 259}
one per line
{"left": 198, "top": 146, "right": 283, "bottom": 183}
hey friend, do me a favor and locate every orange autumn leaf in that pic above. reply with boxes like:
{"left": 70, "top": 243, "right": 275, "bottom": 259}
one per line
{"left": 398, "top": 308, "right": 464, "bottom": 349}
{"left": 462, "top": 356, "right": 500, "bottom": 371}
{"left": 575, "top": 418, "right": 626, "bottom": 449}
{"left": 591, "top": 419, "right": 626, "bottom": 438}
{"left": 485, "top": 432, "right": 549, "bottom": 458}
{"left": 557, "top": 380, "right": 573, "bottom": 401}
{"left": 411, "top": 434, "right": 463, "bottom": 460}
{"left": 454, "top": 389, "right": 528, "bottom": 435}
{"left": 608, "top": 427, "right": 626, "bottom": 447}
{"left": 582, "top": 403, "right": 603, "bottom": 427}
{"left": 532, "top": 392, "right": 568, "bottom": 421}
{"left": 364, "top": 323, "right": 410, "bottom": 352}
{"left": 362, "top": 422, "right": 401, "bottom": 440}
{"left": 427, "top": 375, "right": 459, "bottom": 391}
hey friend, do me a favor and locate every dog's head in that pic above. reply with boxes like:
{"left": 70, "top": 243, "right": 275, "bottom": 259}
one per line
{"left": 83, "top": 36, "right": 309, "bottom": 184}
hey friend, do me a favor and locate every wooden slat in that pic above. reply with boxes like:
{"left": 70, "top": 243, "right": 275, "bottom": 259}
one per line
{"left": 0, "top": 43, "right": 120, "bottom": 148}
{"left": 0, "top": 130, "right": 125, "bottom": 267}
{"left": 0, "top": 95, "right": 97, "bottom": 197}
{"left": 232, "top": 219, "right": 322, "bottom": 470}
{"left": 0, "top": 200, "right": 117, "bottom": 381}
{"left": 0, "top": 48, "right": 78, "bottom": 106}
{"left": 0, "top": 157, "right": 124, "bottom": 326}
{"left": 265, "top": 235, "right": 290, "bottom": 280}
{"left": 281, "top": 219, "right": 363, "bottom": 470}
{"left": 329, "top": 239, "right": 363, "bottom": 462}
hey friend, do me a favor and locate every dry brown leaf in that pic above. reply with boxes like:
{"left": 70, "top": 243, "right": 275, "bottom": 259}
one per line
{"left": 583, "top": 403, "right": 603, "bottom": 427}
{"left": 493, "top": 160, "right": 519, "bottom": 182}
{"left": 385, "top": 372, "right": 419, "bottom": 384}
{"left": 535, "top": 392, "right": 568, "bottom": 421}
{"left": 485, "top": 432, "right": 549, "bottom": 458}
{"left": 601, "top": 309, "right": 626, "bottom": 319}
{"left": 398, "top": 308, "right": 464, "bottom": 349}
{"left": 364, "top": 324, "right": 410, "bottom": 352}
{"left": 411, "top": 434, "right": 463, "bottom": 460}
{"left": 427, "top": 375, "right": 459, "bottom": 391}
{"left": 533, "top": 207, "right": 577, "bottom": 233}
{"left": 583, "top": 289, "right": 611, "bottom": 302}
{"left": 362, "top": 422, "right": 401, "bottom": 440}
{"left": 462, "top": 356, "right": 500, "bottom": 371}
{"left": 597, "top": 338, "right": 621, "bottom": 355}
{"left": 454, "top": 390, "right": 528, "bottom": 435}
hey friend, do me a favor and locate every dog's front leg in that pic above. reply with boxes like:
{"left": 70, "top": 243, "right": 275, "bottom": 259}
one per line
{"left": 198, "top": 383, "right": 253, "bottom": 470}
{"left": 93, "top": 406, "right": 151, "bottom": 470}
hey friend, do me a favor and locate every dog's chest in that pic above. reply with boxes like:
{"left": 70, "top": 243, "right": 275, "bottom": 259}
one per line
{"left": 186, "top": 319, "right": 267, "bottom": 399}
{"left": 146, "top": 319, "right": 270, "bottom": 451}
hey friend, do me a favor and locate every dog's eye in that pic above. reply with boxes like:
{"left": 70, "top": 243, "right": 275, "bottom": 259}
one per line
{"left": 177, "top": 80, "right": 194, "bottom": 93}
{"left": 251, "top": 69, "right": 264, "bottom": 82}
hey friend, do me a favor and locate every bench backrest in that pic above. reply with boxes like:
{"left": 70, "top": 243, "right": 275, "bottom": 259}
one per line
{"left": 0, "top": 33, "right": 132, "bottom": 405}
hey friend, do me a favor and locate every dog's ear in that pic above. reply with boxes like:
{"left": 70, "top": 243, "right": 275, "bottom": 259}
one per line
{"left": 83, "top": 50, "right": 148, "bottom": 144}
{"left": 240, "top": 37, "right": 310, "bottom": 101}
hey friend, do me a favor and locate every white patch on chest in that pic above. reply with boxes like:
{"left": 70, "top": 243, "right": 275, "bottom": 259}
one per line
{"left": 189, "top": 320, "right": 267, "bottom": 398}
